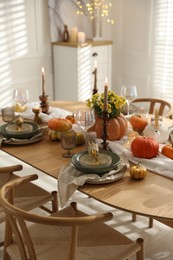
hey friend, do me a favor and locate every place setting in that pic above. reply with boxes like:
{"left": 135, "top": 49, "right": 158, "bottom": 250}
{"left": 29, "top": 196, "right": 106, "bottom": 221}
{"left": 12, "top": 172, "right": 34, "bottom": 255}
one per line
{"left": 58, "top": 82, "right": 130, "bottom": 207}
{"left": 0, "top": 89, "right": 44, "bottom": 146}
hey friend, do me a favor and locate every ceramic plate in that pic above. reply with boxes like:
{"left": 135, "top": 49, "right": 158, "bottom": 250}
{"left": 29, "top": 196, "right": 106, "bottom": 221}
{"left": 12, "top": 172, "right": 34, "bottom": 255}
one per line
{"left": 0, "top": 122, "right": 39, "bottom": 139}
{"left": 71, "top": 150, "right": 120, "bottom": 174}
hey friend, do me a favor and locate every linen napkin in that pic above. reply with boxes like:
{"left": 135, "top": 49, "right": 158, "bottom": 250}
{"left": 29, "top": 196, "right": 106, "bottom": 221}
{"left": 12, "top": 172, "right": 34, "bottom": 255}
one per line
{"left": 107, "top": 140, "right": 173, "bottom": 179}
{"left": 22, "top": 104, "right": 70, "bottom": 123}
{"left": 58, "top": 152, "right": 129, "bottom": 207}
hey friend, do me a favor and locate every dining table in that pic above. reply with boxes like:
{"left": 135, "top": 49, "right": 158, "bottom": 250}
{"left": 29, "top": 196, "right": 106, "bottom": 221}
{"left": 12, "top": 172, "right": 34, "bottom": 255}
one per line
{"left": 1, "top": 100, "right": 173, "bottom": 228}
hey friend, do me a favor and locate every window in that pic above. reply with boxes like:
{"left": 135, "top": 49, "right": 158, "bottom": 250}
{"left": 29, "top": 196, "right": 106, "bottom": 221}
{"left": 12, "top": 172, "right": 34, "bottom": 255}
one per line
{"left": 152, "top": 0, "right": 173, "bottom": 102}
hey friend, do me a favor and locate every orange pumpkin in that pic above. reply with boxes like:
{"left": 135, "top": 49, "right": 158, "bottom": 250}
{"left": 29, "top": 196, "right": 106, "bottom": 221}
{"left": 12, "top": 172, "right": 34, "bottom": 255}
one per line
{"left": 48, "top": 118, "right": 72, "bottom": 132}
{"left": 65, "top": 114, "right": 76, "bottom": 124}
{"left": 131, "top": 136, "right": 159, "bottom": 159}
{"left": 161, "top": 144, "right": 173, "bottom": 160}
{"left": 129, "top": 115, "right": 148, "bottom": 133}
{"left": 88, "top": 113, "right": 127, "bottom": 141}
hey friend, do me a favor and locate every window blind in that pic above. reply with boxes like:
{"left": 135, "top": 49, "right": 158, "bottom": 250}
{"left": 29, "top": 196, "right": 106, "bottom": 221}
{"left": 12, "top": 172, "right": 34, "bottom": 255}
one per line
{"left": 153, "top": 0, "right": 173, "bottom": 102}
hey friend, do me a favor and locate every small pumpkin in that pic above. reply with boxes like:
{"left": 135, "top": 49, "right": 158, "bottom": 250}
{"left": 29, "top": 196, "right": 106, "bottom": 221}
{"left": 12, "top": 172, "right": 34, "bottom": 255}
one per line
{"left": 48, "top": 118, "right": 72, "bottom": 132}
{"left": 129, "top": 163, "right": 147, "bottom": 179}
{"left": 131, "top": 136, "right": 159, "bottom": 159}
{"left": 161, "top": 144, "right": 173, "bottom": 160}
{"left": 129, "top": 115, "right": 148, "bottom": 133}
{"left": 88, "top": 113, "right": 127, "bottom": 141}
{"left": 65, "top": 114, "right": 76, "bottom": 124}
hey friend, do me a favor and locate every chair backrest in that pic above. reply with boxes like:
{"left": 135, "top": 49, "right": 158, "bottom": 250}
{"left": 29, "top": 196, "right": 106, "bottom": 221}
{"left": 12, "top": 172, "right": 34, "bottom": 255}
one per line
{"left": 0, "top": 174, "right": 113, "bottom": 260}
{"left": 132, "top": 98, "right": 173, "bottom": 118}
{"left": 0, "top": 164, "right": 23, "bottom": 224}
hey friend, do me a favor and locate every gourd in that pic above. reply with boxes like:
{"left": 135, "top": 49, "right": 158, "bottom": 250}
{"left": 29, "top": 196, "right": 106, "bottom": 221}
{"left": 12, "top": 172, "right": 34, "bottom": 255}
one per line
{"left": 88, "top": 113, "right": 127, "bottom": 141}
{"left": 48, "top": 129, "right": 85, "bottom": 145}
{"left": 48, "top": 118, "right": 72, "bottom": 132}
{"left": 129, "top": 115, "right": 148, "bottom": 133}
{"left": 131, "top": 136, "right": 159, "bottom": 159}
{"left": 161, "top": 144, "right": 173, "bottom": 160}
{"left": 129, "top": 164, "right": 147, "bottom": 179}
{"left": 65, "top": 114, "right": 76, "bottom": 124}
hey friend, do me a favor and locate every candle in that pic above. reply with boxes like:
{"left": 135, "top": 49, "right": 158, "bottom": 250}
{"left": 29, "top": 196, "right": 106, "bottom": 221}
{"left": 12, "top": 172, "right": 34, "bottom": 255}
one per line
{"left": 104, "top": 77, "right": 108, "bottom": 111}
{"left": 78, "top": 32, "right": 85, "bottom": 43}
{"left": 154, "top": 108, "right": 159, "bottom": 129}
{"left": 42, "top": 67, "right": 45, "bottom": 96}
{"left": 70, "top": 27, "right": 78, "bottom": 42}
{"left": 95, "top": 60, "right": 97, "bottom": 69}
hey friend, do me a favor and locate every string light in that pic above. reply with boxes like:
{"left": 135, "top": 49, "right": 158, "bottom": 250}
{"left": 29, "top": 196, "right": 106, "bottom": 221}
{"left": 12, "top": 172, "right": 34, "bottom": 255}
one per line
{"left": 76, "top": 0, "right": 114, "bottom": 24}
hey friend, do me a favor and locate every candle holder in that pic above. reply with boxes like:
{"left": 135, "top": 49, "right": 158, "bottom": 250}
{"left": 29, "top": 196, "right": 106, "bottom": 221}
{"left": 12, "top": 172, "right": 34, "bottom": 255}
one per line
{"left": 92, "top": 68, "right": 98, "bottom": 95}
{"left": 39, "top": 95, "right": 49, "bottom": 114}
{"left": 101, "top": 110, "right": 110, "bottom": 151}
{"left": 32, "top": 107, "right": 42, "bottom": 124}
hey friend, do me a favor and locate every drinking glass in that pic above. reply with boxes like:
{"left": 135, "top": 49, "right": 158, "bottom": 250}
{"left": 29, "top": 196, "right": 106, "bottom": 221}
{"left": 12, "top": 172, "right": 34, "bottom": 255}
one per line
{"left": 76, "top": 108, "right": 95, "bottom": 131}
{"left": 2, "top": 107, "right": 15, "bottom": 123}
{"left": 13, "top": 89, "right": 29, "bottom": 112}
{"left": 61, "top": 130, "right": 76, "bottom": 158}
{"left": 121, "top": 85, "right": 137, "bottom": 116}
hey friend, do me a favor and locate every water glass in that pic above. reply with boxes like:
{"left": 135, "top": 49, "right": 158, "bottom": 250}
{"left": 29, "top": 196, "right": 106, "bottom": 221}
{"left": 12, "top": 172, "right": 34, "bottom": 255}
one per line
{"left": 61, "top": 130, "right": 76, "bottom": 158}
{"left": 2, "top": 107, "right": 15, "bottom": 123}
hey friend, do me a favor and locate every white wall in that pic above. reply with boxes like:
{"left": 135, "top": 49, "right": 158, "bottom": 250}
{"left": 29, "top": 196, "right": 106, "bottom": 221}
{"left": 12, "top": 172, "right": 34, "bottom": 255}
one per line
{"left": 111, "top": 0, "right": 153, "bottom": 97}
{"left": 0, "top": 0, "right": 53, "bottom": 108}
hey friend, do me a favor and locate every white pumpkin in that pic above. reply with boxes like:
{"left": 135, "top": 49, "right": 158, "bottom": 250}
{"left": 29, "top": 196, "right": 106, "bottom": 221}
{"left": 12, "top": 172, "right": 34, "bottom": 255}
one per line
{"left": 143, "top": 123, "right": 170, "bottom": 143}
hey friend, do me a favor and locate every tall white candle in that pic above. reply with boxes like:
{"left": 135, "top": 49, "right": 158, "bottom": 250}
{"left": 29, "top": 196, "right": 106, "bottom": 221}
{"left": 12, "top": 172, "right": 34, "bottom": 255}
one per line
{"left": 155, "top": 108, "right": 159, "bottom": 129}
{"left": 42, "top": 67, "right": 45, "bottom": 96}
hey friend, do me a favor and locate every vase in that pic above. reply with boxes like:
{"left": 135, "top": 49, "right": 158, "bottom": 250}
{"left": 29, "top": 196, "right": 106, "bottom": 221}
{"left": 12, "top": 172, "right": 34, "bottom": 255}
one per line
{"left": 88, "top": 113, "right": 128, "bottom": 141}
{"left": 92, "top": 8, "right": 102, "bottom": 41}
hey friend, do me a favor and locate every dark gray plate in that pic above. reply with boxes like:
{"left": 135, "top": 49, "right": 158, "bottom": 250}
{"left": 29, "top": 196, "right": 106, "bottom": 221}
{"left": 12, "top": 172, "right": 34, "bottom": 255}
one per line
{"left": 71, "top": 150, "right": 120, "bottom": 174}
{"left": 0, "top": 122, "right": 39, "bottom": 139}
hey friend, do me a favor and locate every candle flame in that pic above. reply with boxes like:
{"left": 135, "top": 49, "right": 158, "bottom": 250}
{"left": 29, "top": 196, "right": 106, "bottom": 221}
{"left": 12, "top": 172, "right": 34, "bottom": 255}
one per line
{"left": 105, "top": 77, "right": 108, "bottom": 85}
{"left": 42, "top": 67, "right": 45, "bottom": 74}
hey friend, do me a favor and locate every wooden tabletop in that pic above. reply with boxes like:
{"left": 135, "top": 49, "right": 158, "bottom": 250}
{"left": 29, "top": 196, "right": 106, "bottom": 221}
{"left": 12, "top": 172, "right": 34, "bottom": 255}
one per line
{"left": 2, "top": 101, "right": 173, "bottom": 224}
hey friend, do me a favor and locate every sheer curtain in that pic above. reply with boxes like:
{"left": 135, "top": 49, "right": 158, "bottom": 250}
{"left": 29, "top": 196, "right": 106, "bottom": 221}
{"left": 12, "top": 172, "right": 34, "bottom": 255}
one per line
{"left": 152, "top": 0, "right": 173, "bottom": 102}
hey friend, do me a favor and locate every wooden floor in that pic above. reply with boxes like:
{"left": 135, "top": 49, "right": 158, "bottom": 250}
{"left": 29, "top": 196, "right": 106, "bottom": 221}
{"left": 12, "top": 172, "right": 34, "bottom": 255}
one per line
{"left": 0, "top": 161, "right": 173, "bottom": 259}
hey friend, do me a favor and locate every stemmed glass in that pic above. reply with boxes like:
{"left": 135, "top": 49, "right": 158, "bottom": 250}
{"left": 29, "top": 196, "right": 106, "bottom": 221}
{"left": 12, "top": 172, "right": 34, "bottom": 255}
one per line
{"left": 76, "top": 108, "right": 95, "bottom": 132}
{"left": 121, "top": 85, "right": 137, "bottom": 116}
{"left": 13, "top": 89, "right": 29, "bottom": 113}
{"left": 61, "top": 130, "right": 76, "bottom": 158}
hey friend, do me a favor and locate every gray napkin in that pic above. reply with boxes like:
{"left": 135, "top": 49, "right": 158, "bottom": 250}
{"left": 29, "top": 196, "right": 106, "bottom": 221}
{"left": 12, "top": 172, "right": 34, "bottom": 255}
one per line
{"left": 58, "top": 153, "right": 129, "bottom": 207}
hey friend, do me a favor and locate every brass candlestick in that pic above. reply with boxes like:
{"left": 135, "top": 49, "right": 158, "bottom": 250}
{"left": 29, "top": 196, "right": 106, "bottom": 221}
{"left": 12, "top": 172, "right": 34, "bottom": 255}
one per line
{"left": 101, "top": 110, "right": 110, "bottom": 150}
{"left": 92, "top": 68, "right": 98, "bottom": 95}
{"left": 32, "top": 107, "right": 42, "bottom": 124}
{"left": 39, "top": 95, "right": 49, "bottom": 114}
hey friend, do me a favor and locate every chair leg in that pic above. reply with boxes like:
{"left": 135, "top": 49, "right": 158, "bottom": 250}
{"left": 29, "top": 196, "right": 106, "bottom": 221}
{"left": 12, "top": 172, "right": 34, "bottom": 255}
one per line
{"left": 132, "top": 213, "right": 136, "bottom": 222}
{"left": 39, "top": 191, "right": 58, "bottom": 214}
{"left": 132, "top": 213, "right": 153, "bottom": 228}
{"left": 136, "top": 238, "right": 144, "bottom": 260}
{"left": 149, "top": 217, "right": 153, "bottom": 228}
{"left": 51, "top": 191, "right": 58, "bottom": 212}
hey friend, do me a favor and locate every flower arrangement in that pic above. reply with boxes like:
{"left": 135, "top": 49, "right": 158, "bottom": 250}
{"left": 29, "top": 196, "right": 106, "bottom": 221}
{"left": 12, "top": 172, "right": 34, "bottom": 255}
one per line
{"left": 86, "top": 90, "right": 126, "bottom": 118}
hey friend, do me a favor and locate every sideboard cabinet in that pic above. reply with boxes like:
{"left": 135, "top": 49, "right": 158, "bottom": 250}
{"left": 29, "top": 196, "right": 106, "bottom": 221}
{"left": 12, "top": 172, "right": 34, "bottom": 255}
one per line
{"left": 52, "top": 40, "right": 112, "bottom": 101}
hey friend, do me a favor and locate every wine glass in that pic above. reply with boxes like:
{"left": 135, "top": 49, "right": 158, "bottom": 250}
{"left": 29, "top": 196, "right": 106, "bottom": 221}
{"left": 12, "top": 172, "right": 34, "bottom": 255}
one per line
{"left": 61, "top": 130, "right": 76, "bottom": 158}
{"left": 13, "top": 89, "right": 29, "bottom": 113}
{"left": 121, "top": 85, "right": 137, "bottom": 116}
{"left": 76, "top": 108, "right": 95, "bottom": 132}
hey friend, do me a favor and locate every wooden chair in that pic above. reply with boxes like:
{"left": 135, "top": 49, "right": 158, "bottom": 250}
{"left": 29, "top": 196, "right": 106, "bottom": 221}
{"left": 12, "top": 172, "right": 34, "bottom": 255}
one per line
{"left": 0, "top": 174, "right": 144, "bottom": 260}
{"left": 0, "top": 164, "right": 58, "bottom": 246}
{"left": 132, "top": 98, "right": 173, "bottom": 118}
